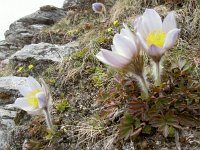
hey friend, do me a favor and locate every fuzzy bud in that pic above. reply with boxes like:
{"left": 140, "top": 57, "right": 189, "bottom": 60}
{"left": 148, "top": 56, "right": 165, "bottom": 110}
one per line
{"left": 92, "top": 2, "right": 106, "bottom": 14}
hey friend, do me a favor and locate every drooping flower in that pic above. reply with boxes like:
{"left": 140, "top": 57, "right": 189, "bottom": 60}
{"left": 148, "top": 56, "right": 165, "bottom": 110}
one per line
{"left": 92, "top": 2, "right": 106, "bottom": 22}
{"left": 134, "top": 9, "right": 180, "bottom": 62}
{"left": 96, "top": 24, "right": 138, "bottom": 69}
{"left": 134, "top": 9, "right": 180, "bottom": 86}
{"left": 13, "top": 76, "right": 53, "bottom": 129}
{"left": 92, "top": 2, "right": 106, "bottom": 14}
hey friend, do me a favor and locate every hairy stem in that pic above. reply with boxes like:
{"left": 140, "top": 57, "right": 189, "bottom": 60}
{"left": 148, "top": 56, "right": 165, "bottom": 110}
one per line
{"left": 139, "top": 75, "right": 149, "bottom": 99}
{"left": 155, "top": 61, "right": 161, "bottom": 86}
{"left": 43, "top": 108, "right": 53, "bottom": 130}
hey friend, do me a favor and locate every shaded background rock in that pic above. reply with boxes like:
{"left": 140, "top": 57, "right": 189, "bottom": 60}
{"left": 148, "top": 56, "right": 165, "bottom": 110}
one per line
{"left": 9, "top": 41, "right": 79, "bottom": 65}
{"left": 0, "top": 76, "right": 27, "bottom": 105}
{"left": 62, "top": 0, "right": 104, "bottom": 10}
{"left": 0, "top": 40, "right": 18, "bottom": 61}
{"left": 63, "top": 0, "right": 81, "bottom": 10}
{"left": 4, "top": 5, "right": 67, "bottom": 48}
{"left": 0, "top": 76, "right": 28, "bottom": 149}
{"left": 0, "top": 106, "right": 17, "bottom": 149}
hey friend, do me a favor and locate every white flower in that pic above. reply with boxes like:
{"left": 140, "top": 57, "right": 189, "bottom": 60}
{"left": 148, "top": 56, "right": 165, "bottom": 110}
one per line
{"left": 14, "top": 76, "right": 51, "bottom": 115}
{"left": 135, "top": 9, "right": 180, "bottom": 62}
{"left": 96, "top": 24, "right": 138, "bottom": 68}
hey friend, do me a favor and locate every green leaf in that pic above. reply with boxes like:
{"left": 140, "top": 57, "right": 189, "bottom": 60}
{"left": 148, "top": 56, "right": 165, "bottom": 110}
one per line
{"left": 118, "top": 113, "right": 142, "bottom": 140}
{"left": 168, "top": 126, "right": 175, "bottom": 137}
{"left": 56, "top": 100, "right": 70, "bottom": 113}
{"left": 118, "top": 113, "right": 135, "bottom": 140}
{"left": 149, "top": 112, "right": 179, "bottom": 137}
{"left": 128, "top": 100, "right": 147, "bottom": 120}
{"left": 178, "top": 112, "right": 200, "bottom": 127}
{"left": 142, "top": 125, "right": 152, "bottom": 134}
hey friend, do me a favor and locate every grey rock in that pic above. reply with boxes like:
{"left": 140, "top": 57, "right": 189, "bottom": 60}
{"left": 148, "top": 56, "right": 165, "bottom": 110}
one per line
{"left": 63, "top": 0, "right": 80, "bottom": 10}
{"left": 0, "top": 106, "right": 16, "bottom": 120}
{"left": 0, "top": 40, "right": 17, "bottom": 61}
{"left": 4, "top": 5, "right": 66, "bottom": 48}
{"left": 0, "top": 76, "right": 28, "bottom": 149}
{"left": 0, "top": 52, "right": 6, "bottom": 60}
{"left": 18, "top": 5, "right": 66, "bottom": 25}
{"left": 10, "top": 42, "right": 79, "bottom": 64}
{"left": 0, "top": 40, "right": 12, "bottom": 47}
{"left": 63, "top": 0, "right": 96, "bottom": 10}
{"left": 0, "top": 105, "right": 17, "bottom": 149}
{"left": 0, "top": 76, "right": 27, "bottom": 105}
{"left": 0, "top": 130, "right": 9, "bottom": 149}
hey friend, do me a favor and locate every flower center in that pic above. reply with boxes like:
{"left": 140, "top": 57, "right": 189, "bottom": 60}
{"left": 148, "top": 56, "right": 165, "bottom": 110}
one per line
{"left": 26, "top": 89, "right": 40, "bottom": 108}
{"left": 146, "top": 30, "right": 166, "bottom": 48}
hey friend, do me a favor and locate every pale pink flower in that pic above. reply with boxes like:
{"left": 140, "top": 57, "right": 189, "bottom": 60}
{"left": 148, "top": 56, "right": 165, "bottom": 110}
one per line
{"left": 13, "top": 76, "right": 53, "bottom": 129}
{"left": 134, "top": 9, "right": 180, "bottom": 62}
{"left": 96, "top": 24, "right": 138, "bottom": 69}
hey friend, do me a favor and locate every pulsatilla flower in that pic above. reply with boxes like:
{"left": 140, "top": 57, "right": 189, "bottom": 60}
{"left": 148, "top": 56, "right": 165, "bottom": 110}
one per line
{"left": 92, "top": 2, "right": 106, "bottom": 14}
{"left": 13, "top": 76, "right": 53, "bottom": 129}
{"left": 92, "top": 2, "right": 106, "bottom": 22}
{"left": 135, "top": 9, "right": 180, "bottom": 62}
{"left": 96, "top": 24, "right": 149, "bottom": 98}
{"left": 134, "top": 9, "right": 180, "bottom": 86}
{"left": 96, "top": 24, "right": 138, "bottom": 69}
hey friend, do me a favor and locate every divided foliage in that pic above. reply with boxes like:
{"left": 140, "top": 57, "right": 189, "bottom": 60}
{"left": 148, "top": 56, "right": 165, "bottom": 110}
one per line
{"left": 98, "top": 59, "right": 200, "bottom": 141}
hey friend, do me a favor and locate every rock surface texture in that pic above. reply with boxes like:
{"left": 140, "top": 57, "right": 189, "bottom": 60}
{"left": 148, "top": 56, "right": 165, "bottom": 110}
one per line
{"left": 0, "top": 40, "right": 18, "bottom": 61}
{"left": 63, "top": 0, "right": 97, "bottom": 10}
{"left": 10, "top": 41, "right": 79, "bottom": 64}
{"left": 0, "top": 76, "right": 28, "bottom": 149}
{"left": 0, "top": 76, "right": 27, "bottom": 105}
{"left": 4, "top": 5, "right": 66, "bottom": 48}
{"left": 63, "top": 0, "right": 81, "bottom": 10}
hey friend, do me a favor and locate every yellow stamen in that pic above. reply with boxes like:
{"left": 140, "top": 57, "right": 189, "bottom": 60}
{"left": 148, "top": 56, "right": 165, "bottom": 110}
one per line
{"left": 26, "top": 89, "right": 40, "bottom": 108}
{"left": 146, "top": 30, "right": 166, "bottom": 48}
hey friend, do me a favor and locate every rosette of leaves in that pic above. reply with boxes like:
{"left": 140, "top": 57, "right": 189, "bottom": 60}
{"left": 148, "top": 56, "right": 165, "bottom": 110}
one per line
{"left": 99, "top": 59, "right": 200, "bottom": 141}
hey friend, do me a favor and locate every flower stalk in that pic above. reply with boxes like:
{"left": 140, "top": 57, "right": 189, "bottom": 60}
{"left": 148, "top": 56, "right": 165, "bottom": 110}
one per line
{"left": 125, "top": 55, "right": 149, "bottom": 99}
{"left": 43, "top": 108, "right": 53, "bottom": 130}
{"left": 155, "top": 61, "right": 161, "bottom": 86}
{"left": 92, "top": 2, "right": 106, "bottom": 22}
{"left": 139, "top": 75, "right": 149, "bottom": 99}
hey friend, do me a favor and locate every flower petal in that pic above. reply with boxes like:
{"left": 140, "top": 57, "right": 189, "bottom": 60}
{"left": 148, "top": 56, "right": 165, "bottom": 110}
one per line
{"left": 148, "top": 45, "right": 166, "bottom": 62}
{"left": 143, "top": 9, "right": 162, "bottom": 32}
{"left": 111, "top": 45, "right": 117, "bottom": 52}
{"left": 27, "top": 76, "right": 42, "bottom": 91}
{"left": 14, "top": 97, "right": 36, "bottom": 112}
{"left": 18, "top": 86, "right": 32, "bottom": 97}
{"left": 40, "top": 78, "right": 52, "bottom": 105}
{"left": 37, "top": 92, "right": 46, "bottom": 109}
{"left": 163, "top": 28, "right": 180, "bottom": 49}
{"left": 136, "top": 32, "right": 149, "bottom": 52}
{"left": 148, "top": 44, "right": 165, "bottom": 56}
{"left": 96, "top": 49, "right": 130, "bottom": 68}
{"left": 28, "top": 109, "right": 42, "bottom": 115}
{"left": 163, "top": 12, "right": 177, "bottom": 33}
{"left": 120, "top": 23, "right": 135, "bottom": 42}
{"left": 134, "top": 16, "right": 149, "bottom": 38}
{"left": 113, "top": 34, "right": 137, "bottom": 59}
